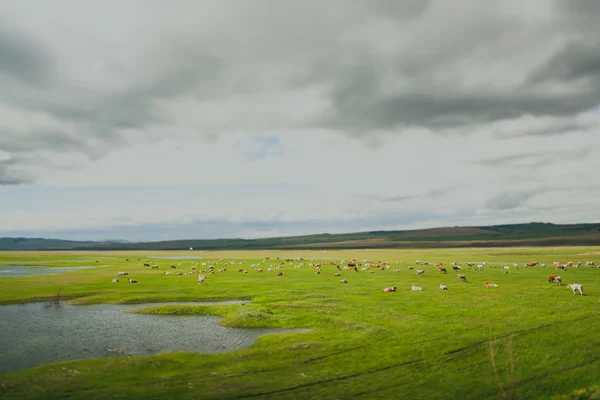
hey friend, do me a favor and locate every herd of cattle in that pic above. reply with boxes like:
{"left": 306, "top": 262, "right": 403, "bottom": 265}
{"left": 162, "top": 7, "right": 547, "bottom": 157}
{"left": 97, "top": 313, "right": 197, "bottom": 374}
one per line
{"left": 109, "top": 257, "right": 592, "bottom": 296}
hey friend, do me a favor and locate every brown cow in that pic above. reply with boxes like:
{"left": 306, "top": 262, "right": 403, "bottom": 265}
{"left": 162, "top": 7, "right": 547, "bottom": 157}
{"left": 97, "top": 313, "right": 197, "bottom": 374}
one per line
{"left": 457, "top": 274, "right": 467, "bottom": 282}
{"left": 548, "top": 275, "right": 562, "bottom": 286}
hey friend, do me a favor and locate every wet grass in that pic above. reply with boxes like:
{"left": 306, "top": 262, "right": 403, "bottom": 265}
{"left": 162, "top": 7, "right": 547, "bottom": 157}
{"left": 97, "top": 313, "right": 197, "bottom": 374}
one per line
{"left": 0, "top": 248, "right": 599, "bottom": 399}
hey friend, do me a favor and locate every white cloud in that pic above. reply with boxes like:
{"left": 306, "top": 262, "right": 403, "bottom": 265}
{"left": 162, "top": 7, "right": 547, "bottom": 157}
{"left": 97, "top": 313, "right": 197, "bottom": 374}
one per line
{"left": 1, "top": 1, "right": 599, "bottom": 239}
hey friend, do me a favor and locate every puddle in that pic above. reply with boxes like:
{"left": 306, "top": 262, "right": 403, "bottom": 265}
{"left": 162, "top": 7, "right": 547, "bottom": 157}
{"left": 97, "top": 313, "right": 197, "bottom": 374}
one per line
{"left": 0, "top": 266, "right": 102, "bottom": 277}
{"left": 150, "top": 256, "right": 204, "bottom": 260}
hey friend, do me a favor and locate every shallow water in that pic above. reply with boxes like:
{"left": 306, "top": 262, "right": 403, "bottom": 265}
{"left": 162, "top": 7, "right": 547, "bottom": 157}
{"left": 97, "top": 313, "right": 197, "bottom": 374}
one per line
{"left": 151, "top": 256, "right": 204, "bottom": 260}
{"left": 0, "top": 301, "right": 298, "bottom": 375}
{"left": 0, "top": 266, "right": 100, "bottom": 277}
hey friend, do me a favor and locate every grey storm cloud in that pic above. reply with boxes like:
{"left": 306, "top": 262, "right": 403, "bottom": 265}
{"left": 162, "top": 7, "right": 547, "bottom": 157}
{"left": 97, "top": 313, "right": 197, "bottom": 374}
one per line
{"left": 0, "top": 25, "right": 56, "bottom": 87}
{"left": 1, "top": 0, "right": 600, "bottom": 184}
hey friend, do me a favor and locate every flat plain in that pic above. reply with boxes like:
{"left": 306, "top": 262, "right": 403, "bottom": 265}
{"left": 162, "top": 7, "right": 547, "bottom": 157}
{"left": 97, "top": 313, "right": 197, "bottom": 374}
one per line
{"left": 1, "top": 247, "right": 599, "bottom": 400}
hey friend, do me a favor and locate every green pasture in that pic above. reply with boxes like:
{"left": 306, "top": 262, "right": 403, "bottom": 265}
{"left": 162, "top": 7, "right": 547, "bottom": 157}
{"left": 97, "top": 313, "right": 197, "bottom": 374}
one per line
{"left": 1, "top": 247, "right": 599, "bottom": 399}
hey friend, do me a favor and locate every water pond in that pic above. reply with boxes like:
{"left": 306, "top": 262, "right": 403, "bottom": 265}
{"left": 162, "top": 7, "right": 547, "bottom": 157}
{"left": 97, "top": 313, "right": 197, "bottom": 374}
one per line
{"left": 0, "top": 301, "right": 302, "bottom": 374}
{"left": 150, "top": 256, "right": 204, "bottom": 260}
{"left": 0, "top": 266, "right": 101, "bottom": 277}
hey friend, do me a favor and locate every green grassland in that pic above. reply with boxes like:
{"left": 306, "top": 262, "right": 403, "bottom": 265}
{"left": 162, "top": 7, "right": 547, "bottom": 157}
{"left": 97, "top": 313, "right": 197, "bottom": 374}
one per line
{"left": 1, "top": 247, "right": 600, "bottom": 399}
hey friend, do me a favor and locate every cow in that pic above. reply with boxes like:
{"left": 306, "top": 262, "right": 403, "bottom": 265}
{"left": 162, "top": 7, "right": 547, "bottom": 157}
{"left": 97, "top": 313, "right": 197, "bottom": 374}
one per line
{"left": 143, "top": 263, "right": 151, "bottom": 267}
{"left": 111, "top": 278, "right": 119, "bottom": 283}
{"left": 127, "top": 278, "right": 137, "bottom": 283}
{"left": 170, "top": 265, "right": 177, "bottom": 269}
{"left": 117, "top": 272, "right": 128, "bottom": 276}
{"left": 152, "top": 265, "right": 159, "bottom": 269}
{"left": 567, "top": 284, "right": 583, "bottom": 295}
{"left": 457, "top": 274, "right": 467, "bottom": 282}
{"left": 197, "top": 275, "right": 207, "bottom": 284}
{"left": 452, "top": 265, "right": 462, "bottom": 271}
{"left": 439, "top": 267, "right": 447, "bottom": 273}
{"left": 548, "top": 275, "right": 562, "bottom": 286}
{"left": 383, "top": 286, "right": 397, "bottom": 292}
{"left": 526, "top": 261, "right": 538, "bottom": 267}
{"left": 277, "top": 272, "right": 284, "bottom": 276}
{"left": 340, "top": 279, "right": 348, "bottom": 284}
{"left": 485, "top": 281, "right": 498, "bottom": 288}
{"left": 439, "top": 283, "right": 448, "bottom": 290}
{"left": 416, "top": 269, "right": 425, "bottom": 275}
{"left": 411, "top": 285, "right": 423, "bottom": 291}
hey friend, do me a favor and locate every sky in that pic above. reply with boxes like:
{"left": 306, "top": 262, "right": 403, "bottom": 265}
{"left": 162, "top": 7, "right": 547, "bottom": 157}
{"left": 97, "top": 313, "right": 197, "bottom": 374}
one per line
{"left": 1, "top": 0, "right": 599, "bottom": 241}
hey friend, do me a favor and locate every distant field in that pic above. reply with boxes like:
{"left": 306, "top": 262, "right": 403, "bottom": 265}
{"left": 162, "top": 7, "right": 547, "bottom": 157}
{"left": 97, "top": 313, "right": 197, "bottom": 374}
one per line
{"left": 3, "top": 222, "right": 600, "bottom": 251}
{"left": 1, "top": 248, "right": 599, "bottom": 399}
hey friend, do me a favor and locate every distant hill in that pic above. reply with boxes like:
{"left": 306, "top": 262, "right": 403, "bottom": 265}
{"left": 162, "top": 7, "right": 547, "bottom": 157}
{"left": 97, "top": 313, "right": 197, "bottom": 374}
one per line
{"left": 2, "top": 222, "right": 600, "bottom": 251}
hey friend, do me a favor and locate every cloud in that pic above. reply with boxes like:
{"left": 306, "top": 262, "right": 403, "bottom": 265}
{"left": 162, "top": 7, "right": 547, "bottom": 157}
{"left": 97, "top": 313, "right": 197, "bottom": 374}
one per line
{"left": 485, "top": 191, "right": 537, "bottom": 210}
{"left": 0, "top": 1, "right": 600, "bottom": 184}
{"left": 0, "top": 25, "right": 56, "bottom": 87}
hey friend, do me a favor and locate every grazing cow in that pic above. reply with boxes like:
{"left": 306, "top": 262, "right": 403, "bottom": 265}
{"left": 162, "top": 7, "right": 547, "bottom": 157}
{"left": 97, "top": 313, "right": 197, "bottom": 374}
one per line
{"left": 152, "top": 265, "right": 159, "bottom": 269}
{"left": 457, "top": 274, "right": 467, "bottom": 282}
{"left": 452, "top": 265, "right": 461, "bottom": 271}
{"left": 176, "top": 272, "right": 183, "bottom": 276}
{"left": 439, "top": 283, "right": 448, "bottom": 290}
{"left": 277, "top": 272, "right": 284, "bottom": 276}
{"left": 408, "top": 266, "right": 414, "bottom": 270}
{"left": 340, "top": 279, "right": 348, "bottom": 284}
{"left": 197, "top": 275, "right": 207, "bottom": 284}
{"left": 411, "top": 285, "right": 423, "bottom": 291}
{"left": 439, "top": 267, "right": 447, "bottom": 273}
{"left": 502, "top": 266, "right": 510, "bottom": 270}
{"left": 383, "top": 286, "right": 397, "bottom": 292}
{"left": 485, "top": 281, "right": 498, "bottom": 288}
{"left": 476, "top": 265, "right": 484, "bottom": 270}
{"left": 143, "top": 263, "right": 151, "bottom": 267}
{"left": 127, "top": 278, "right": 137, "bottom": 283}
{"left": 111, "top": 278, "right": 119, "bottom": 283}
{"left": 117, "top": 272, "right": 128, "bottom": 276}
{"left": 164, "top": 271, "right": 170, "bottom": 275}
{"left": 334, "top": 272, "right": 341, "bottom": 276}
{"left": 548, "top": 275, "right": 562, "bottom": 286}
{"left": 526, "top": 261, "right": 538, "bottom": 267}
{"left": 416, "top": 269, "right": 425, "bottom": 275}
{"left": 567, "top": 284, "right": 584, "bottom": 295}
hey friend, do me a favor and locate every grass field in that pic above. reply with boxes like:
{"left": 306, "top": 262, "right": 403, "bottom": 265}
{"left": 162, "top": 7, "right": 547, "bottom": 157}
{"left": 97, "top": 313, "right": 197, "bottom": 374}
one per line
{"left": 1, "top": 247, "right": 599, "bottom": 399}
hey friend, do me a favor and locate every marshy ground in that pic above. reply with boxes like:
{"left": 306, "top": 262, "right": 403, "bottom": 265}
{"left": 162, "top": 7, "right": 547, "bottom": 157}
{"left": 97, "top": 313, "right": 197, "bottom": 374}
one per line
{"left": 0, "top": 247, "right": 599, "bottom": 399}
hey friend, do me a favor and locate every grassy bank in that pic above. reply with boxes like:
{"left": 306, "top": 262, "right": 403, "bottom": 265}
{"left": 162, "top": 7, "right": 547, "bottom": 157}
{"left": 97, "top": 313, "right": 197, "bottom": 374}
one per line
{"left": 1, "top": 248, "right": 599, "bottom": 399}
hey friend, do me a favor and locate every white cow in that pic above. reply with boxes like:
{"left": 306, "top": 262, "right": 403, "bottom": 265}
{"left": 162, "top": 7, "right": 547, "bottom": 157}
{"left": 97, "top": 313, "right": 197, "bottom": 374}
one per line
{"left": 411, "top": 285, "right": 423, "bottom": 291}
{"left": 567, "top": 284, "right": 584, "bottom": 296}
{"left": 439, "top": 283, "right": 448, "bottom": 290}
